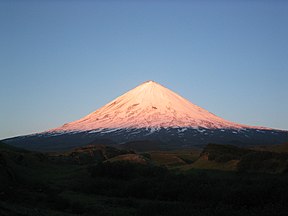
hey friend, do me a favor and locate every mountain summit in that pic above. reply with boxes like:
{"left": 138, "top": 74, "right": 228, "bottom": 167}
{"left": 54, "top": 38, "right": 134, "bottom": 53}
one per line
{"left": 52, "top": 80, "right": 250, "bottom": 132}
{"left": 3, "top": 81, "right": 287, "bottom": 151}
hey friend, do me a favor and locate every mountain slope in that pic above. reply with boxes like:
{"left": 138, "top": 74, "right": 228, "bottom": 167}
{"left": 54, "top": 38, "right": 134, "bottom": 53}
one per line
{"left": 2, "top": 81, "right": 288, "bottom": 151}
{"left": 51, "top": 80, "right": 257, "bottom": 131}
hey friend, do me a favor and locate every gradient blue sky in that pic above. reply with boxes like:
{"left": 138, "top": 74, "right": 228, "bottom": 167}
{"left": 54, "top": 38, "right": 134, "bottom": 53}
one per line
{"left": 1, "top": 0, "right": 288, "bottom": 139}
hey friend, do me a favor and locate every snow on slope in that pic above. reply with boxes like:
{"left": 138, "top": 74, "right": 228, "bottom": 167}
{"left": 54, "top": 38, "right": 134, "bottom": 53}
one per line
{"left": 50, "top": 80, "right": 261, "bottom": 132}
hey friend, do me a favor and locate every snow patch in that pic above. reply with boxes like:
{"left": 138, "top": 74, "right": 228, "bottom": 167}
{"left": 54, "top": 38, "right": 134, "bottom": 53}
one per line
{"left": 178, "top": 128, "right": 188, "bottom": 133}
{"left": 88, "top": 128, "right": 104, "bottom": 133}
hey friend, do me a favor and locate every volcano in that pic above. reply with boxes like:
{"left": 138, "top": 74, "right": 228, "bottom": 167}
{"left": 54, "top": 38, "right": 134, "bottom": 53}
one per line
{"left": 3, "top": 81, "right": 288, "bottom": 151}
{"left": 52, "top": 80, "right": 250, "bottom": 130}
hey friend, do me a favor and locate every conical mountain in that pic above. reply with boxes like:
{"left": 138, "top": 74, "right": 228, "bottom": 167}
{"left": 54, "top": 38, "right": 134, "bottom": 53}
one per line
{"left": 52, "top": 80, "right": 249, "bottom": 132}
{"left": 3, "top": 81, "right": 287, "bottom": 152}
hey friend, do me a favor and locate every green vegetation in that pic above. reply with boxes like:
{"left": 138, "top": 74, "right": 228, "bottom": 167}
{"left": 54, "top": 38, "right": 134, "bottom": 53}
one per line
{"left": 148, "top": 149, "right": 200, "bottom": 167}
{"left": 202, "top": 143, "right": 288, "bottom": 173}
{"left": 252, "top": 142, "right": 288, "bottom": 153}
{"left": 238, "top": 151, "right": 288, "bottom": 173}
{"left": 1, "top": 141, "right": 288, "bottom": 215}
{"left": 49, "top": 144, "right": 134, "bottom": 164}
{"left": 201, "top": 143, "right": 252, "bottom": 162}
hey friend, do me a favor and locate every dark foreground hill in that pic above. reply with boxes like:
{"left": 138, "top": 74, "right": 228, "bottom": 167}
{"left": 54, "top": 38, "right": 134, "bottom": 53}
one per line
{"left": 201, "top": 143, "right": 288, "bottom": 173}
{"left": 1, "top": 141, "right": 288, "bottom": 216}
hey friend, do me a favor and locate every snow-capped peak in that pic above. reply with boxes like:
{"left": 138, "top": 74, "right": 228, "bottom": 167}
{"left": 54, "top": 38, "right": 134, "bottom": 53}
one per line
{"left": 51, "top": 80, "right": 259, "bottom": 132}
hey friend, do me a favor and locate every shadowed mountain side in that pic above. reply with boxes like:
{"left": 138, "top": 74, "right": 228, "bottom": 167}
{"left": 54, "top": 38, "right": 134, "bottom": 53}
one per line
{"left": 3, "top": 127, "right": 288, "bottom": 152}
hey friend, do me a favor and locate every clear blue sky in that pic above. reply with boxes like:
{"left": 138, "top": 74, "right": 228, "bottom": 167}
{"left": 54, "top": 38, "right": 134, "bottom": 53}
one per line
{"left": 1, "top": 0, "right": 288, "bottom": 139}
